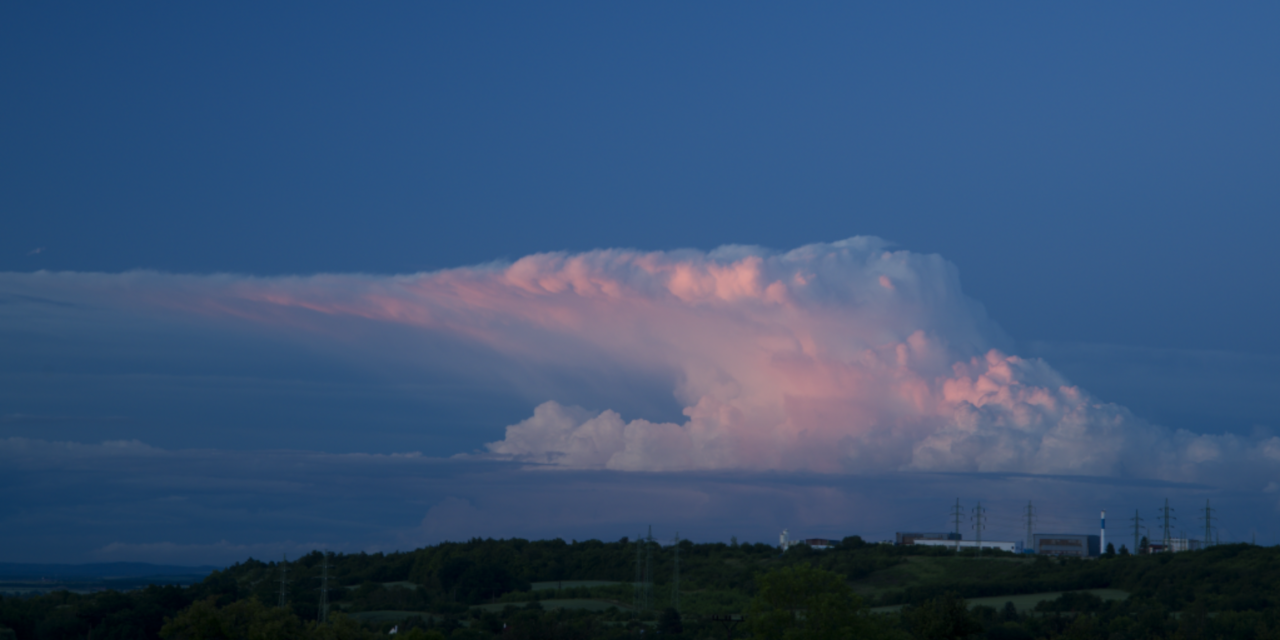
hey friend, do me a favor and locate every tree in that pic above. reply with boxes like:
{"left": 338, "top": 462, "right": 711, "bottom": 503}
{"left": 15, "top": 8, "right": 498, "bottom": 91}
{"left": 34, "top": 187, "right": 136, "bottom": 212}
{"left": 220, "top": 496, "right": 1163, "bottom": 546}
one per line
{"left": 901, "top": 593, "right": 983, "bottom": 640}
{"left": 658, "top": 608, "right": 683, "bottom": 635}
{"left": 1000, "top": 602, "right": 1018, "bottom": 622}
{"left": 1174, "top": 601, "right": 1209, "bottom": 640}
{"left": 160, "top": 597, "right": 307, "bottom": 640}
{"left": 1119, "top": 545, "right": 1131, "bottom": 556}
{"left": 1105, "top": 543, "right": 1116, "bottom": 557}
{"left": 1063, "top": 613, "right": 1099, "bottom": 640}
{"left": 309, "top": 613, "right": 380, "bottom": 640}
{"left": 158, "top": 598, "right": 227, "bottom": 640}
{"left": 746, "top": 564, "right": 889, "bottom": 640}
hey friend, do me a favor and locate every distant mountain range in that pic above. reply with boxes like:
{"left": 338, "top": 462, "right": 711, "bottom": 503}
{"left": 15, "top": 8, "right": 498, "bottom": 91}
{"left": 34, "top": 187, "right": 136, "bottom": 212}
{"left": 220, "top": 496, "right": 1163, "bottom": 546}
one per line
{"left": 0, "top": 562, "right": 221, "bottom": 580}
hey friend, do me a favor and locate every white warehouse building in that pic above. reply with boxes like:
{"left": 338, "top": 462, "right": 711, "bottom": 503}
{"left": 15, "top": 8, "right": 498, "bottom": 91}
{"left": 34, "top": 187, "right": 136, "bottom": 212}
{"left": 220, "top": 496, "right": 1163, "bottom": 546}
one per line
{"left": 912, "top": 539, "right": 1022, "bottom": 553}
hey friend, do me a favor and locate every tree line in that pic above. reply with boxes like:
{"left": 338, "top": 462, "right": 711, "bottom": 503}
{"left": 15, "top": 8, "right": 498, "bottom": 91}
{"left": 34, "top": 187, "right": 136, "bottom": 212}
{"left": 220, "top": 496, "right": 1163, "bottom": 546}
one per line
{"left": 3, "top": 537, "right": 1280, "bottom": 639}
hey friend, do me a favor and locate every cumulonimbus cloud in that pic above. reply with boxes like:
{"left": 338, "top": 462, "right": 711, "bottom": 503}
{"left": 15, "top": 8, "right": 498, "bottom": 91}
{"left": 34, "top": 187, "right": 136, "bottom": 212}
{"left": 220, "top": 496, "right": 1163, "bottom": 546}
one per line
{"left": 6, "top": 237, "right": 1278, "bottom": 482}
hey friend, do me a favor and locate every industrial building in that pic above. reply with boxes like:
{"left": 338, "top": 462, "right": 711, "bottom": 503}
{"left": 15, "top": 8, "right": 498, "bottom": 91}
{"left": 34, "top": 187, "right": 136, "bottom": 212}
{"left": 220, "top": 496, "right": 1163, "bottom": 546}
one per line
{"left": 913, "top": 539, "right": 1021, "bottom": 553}
{"left": 778, "top": 530, "right": 839, "bottom": 551}
{"left": 1033, "top": 533, "right": 1100, "bottom": 557}
{"left": 801, "top": 538, "right": 839, "bottom": 549}
{"left": 895, "top": 532, "right": 962, "bottom": 546}
{"left": 1155, "top": 538, "right": 1206, "bottom": 553}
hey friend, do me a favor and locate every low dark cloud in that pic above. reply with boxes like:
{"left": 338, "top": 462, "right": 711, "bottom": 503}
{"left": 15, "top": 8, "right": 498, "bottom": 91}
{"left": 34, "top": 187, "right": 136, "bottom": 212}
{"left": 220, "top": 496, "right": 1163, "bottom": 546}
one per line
{"left": 1, "top": 438, "right": 1272, "bottom": 565}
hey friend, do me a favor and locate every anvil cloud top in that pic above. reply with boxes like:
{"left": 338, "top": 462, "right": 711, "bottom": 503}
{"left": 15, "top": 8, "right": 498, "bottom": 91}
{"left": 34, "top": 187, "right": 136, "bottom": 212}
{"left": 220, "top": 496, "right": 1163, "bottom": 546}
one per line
{"left": 7, "top": 239, "right": 1276, "bottom": 485}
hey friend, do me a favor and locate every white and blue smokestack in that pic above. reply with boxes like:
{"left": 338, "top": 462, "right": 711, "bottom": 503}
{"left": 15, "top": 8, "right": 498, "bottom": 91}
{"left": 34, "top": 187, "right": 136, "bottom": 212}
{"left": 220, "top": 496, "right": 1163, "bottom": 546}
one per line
{"left": 1101, "top": 510, "right": 1106, "bottom": 553}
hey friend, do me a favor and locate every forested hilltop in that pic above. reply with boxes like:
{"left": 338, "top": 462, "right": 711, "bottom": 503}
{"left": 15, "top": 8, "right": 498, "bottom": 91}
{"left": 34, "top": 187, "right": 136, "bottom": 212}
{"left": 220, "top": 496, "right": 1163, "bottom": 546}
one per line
{"left": 3, "top": 537, "right": 1280, "bottom": 640}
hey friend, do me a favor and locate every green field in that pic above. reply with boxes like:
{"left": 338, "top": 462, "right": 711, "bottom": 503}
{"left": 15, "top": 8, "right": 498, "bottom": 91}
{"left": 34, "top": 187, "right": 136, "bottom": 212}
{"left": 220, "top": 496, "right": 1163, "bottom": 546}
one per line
{"left": 871, "top": 588, "right": 1130, "bottom": 614}
{"left": 346, "top": 610, "right": 436, "bottom": 623}
{"left": 851, "top": 555, "right": 1034, "bottom": 600}
{"left": 529, "top": 580, "right": 622, "bottom": 591}
{"left": 342, "top": 581, "right": 419, "bottom": 591}
{"left": 472, "top": 599, "right": 629, "bottom": 613}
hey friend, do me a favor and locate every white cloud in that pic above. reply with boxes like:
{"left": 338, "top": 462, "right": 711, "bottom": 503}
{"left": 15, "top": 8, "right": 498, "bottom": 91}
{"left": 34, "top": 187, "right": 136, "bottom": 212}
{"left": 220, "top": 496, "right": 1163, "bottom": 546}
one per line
{"left": 3, "top": 237, "right": 1277, "bottom": 485}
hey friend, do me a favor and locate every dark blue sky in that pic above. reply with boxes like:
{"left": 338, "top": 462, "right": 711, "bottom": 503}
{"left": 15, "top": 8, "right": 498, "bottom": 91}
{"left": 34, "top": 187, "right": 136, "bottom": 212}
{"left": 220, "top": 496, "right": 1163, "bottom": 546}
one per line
{"left": 6, "top": 3, "right": 1278, "bottom": 351}
{"left": 3, "top": 3, "right": 1279, "bottom": 563}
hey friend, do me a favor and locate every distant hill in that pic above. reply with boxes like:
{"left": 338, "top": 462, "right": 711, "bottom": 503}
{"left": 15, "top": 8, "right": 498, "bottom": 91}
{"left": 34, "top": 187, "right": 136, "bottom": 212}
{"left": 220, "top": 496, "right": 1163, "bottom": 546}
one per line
{"left": 0, "top": 562, "right": 220, "bottom": 580}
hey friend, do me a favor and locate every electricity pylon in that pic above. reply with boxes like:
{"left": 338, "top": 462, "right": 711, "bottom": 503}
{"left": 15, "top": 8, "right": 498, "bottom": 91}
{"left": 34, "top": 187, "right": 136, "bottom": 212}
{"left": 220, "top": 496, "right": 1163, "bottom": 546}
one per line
{"left": 633, "top": 534, "right": 644, "bottom": 609}
{"left": 1198, "top": 500, "right": 1215, "bottom": 548}
{"left": 633, "top": 527, "right": 653, "bottom": 610}
{"left": 1023, "top": 501, "right": 1036, "bottom": 553}
{"left": 277, "top": 554, "right": 290, "bottom": 609}
{"left": 971, "top": 501, "right": 987, "bottom": 556}
{"left": 317, "top": 552, "right": 331, "bottom": 623}
{"left": 671, "top": 532, "right": 680, "bottom": 611}
{"left": 950, "top": 499, "right": 964, "bottom": 552}
{"left": 1160, "top": 499, "right": 1176, "bottom": 548}
{"left": 1131, "top": 510, "right": 1144, "bottom": 553}
{"left": 643, "top": 526, "right": 654, "bottom": 610}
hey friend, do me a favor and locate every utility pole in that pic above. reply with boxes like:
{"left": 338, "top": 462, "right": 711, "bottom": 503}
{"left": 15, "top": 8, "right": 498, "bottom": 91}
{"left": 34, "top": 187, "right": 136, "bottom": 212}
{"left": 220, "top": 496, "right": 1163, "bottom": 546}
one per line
{"left": 1160, "top": 499, "right": 1176, "bottom": 549}
{"left": 951, "top": 499, "right": 964, "bottom": 552}
{"left": 317, "top": 552, "right": 330, "bottom": 623}
{"left": 277, "top": 554, "right": 290, "bottom": 609}
{"left": 1131, "top": 510, "right": 1144, "bottom": 553}
{"left": 672, "top": 532, "right": 680, "bottom": 612}
{"left": 1199, "top": 499, "right": 1215, "bottom": 548}
{"left": 1023, "top": 501, "right": 1036, "bottom": 554}
{"left": 971, "top": 501, "right": 987, "bottom": 557}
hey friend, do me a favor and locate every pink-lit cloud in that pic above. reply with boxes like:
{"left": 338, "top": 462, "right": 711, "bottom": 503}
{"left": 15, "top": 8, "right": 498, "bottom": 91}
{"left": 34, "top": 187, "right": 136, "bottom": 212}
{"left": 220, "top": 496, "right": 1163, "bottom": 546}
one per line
{"left": 5, "top": 237, "right": 1277, "bottom": 483}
